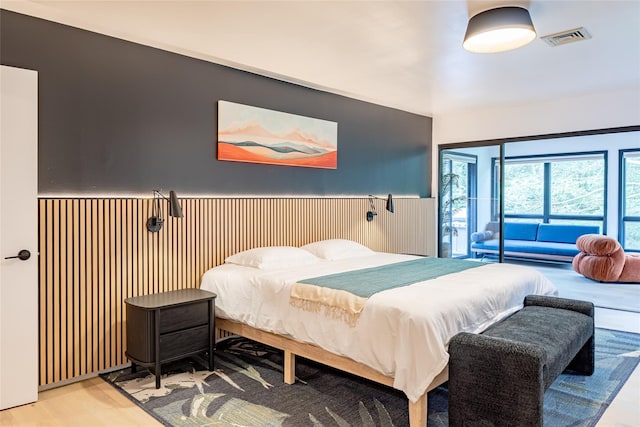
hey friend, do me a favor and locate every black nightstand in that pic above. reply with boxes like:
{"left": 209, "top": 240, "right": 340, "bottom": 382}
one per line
{"left": 124, "top": 288, "right": 217, "bottom": 388}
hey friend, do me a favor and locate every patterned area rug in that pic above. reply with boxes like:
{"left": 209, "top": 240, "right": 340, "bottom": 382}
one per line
{"left": 102, "top": 328, "right": 640, "bottom": 427}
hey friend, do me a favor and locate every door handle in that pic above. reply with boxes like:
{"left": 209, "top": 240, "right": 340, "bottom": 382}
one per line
{"left": 4, "top": 249, "right": 31, "bottom": 261}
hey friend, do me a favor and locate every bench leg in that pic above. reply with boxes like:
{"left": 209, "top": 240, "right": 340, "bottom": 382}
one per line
{"left": 567, "top": 335, "right": 594, "bottom": 375}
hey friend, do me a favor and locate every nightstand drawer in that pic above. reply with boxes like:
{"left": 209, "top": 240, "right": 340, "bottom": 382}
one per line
{"left": 160, "top": 301, "right": 209, "bottom": 333}
{"left": 159, "top": 325, "right": 210, "bottom": 361}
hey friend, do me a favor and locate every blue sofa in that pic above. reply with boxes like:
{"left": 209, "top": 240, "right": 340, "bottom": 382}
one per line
{"left": 471, "top": 222, "right": 600, "bottom": 262}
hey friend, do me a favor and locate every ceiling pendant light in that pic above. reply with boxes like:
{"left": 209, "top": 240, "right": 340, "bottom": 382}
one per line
{"left": 463, "top": 6, "right": 537, "bottom": 53}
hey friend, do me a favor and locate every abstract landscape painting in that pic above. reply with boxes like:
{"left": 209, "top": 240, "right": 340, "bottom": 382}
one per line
{"left": 217, "top": 101, "right": 338, "bottom": 169}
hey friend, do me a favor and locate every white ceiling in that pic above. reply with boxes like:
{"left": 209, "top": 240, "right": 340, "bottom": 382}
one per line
{"left": 2, "top": 0, "right": 640, "bottom": 116}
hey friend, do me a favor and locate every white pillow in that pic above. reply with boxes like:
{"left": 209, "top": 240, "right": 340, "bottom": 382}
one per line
{"left": 301, "top": 239, "right": 374, "bottom": 260}
{"left": 224, "top": 246, "right": 319, "bottom": 270}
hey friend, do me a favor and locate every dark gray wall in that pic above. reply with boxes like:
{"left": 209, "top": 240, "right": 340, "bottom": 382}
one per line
{"left": 1, "top": 10, "right": 432, "bottom": 196}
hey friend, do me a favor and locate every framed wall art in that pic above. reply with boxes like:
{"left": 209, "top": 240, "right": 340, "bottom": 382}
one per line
{"left": 217, "top": 101, "right": 338, "bottom": 169}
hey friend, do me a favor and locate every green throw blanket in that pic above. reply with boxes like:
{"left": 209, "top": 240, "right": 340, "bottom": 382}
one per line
{"left": 298, "top": 257, "right": 482, "bottom": 297}
{"left": 290, "top": 257, "right": 483, "bottom": 326}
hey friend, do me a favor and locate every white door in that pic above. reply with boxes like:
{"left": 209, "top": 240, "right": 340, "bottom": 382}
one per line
{"left": 0, "top": 65, "right": 38, "bottom": 410}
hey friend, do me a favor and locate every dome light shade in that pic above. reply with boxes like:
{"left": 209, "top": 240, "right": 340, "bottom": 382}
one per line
{"left": 463, "top": 6, "right": 536, "bottom": 53}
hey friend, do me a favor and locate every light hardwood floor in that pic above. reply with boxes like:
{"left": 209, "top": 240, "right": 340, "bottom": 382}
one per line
{"left": 589, "top": 308, "right": 640, "bottom": 427}
{"left": 0, "top": 376, "right": 160, "bottom": 426}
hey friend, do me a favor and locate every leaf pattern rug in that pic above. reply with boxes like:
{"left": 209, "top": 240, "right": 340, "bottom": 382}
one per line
{"left": 102, "top": 328, "right": 640, "bottom": 427}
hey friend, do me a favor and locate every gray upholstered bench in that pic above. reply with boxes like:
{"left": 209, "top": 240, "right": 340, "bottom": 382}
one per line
{"left": 448, "top": 295, "right": 594, "bottom": 427}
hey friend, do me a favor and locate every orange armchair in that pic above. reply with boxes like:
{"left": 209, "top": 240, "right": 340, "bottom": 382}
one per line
{"left": 573, "top": 234, "right": 640, "bottom": 283}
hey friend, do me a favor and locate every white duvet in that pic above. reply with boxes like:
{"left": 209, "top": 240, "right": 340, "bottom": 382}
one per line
{"left": 200, "top": 253, "right": 557, "bottom": 402}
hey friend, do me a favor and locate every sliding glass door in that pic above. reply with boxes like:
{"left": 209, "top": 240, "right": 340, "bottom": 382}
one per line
{"left": 437, "top": 129, "right": 639, "bottom": 263}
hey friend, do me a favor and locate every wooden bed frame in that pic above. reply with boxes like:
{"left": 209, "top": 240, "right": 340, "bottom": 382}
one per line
{"left": 217, "top": 318, "right": 448, "bottom": 427}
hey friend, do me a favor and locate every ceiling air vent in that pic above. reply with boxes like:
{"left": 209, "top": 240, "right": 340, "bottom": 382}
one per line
{"left": 541, "top": 27, "right": 592, "bottom": 47}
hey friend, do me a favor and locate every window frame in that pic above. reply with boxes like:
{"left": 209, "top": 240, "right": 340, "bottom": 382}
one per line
{"left": 619, "top": 148, "right": 640, "bottom": 252}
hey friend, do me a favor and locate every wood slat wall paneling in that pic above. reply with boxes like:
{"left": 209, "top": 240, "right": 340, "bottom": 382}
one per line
{"left": 38, "top": 197, "right": 435, "bottom": 386}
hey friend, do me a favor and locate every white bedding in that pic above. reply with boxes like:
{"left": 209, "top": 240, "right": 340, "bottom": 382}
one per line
{"left": 200, "top": 253, "right": 557, "bottom": 402}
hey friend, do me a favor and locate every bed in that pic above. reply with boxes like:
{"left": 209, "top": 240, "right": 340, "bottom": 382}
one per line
{"left": 199, "top": 239, "right": 558, "bottom": 426}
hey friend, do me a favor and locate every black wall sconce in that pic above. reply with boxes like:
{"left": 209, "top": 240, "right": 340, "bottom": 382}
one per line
{"left": 147, "top": 190, "right": 183, "bottom": 232}
{"left": 366, "top": 194, "right": 394, "bottom": 221}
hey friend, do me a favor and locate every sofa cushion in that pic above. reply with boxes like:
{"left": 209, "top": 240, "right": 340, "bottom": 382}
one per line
{"left": 572, "top": 250, "right": 625, "bottom": 282}
{"left": 619, "top": 254, "right": 640, "bottom": 283}
{"left": 537, "top": 224, "right": 600, "bottom": 244}
{"left": 504, "top": 222, "right": 539, "bottom": 241}
{"left": 514, "top": 241, "right": 580, "bottom": 257}
{"left": 510, "top": 240, "right": 579, "bottom": 257}
{"left": 470, "top": 239, "right": 499, "bottom": 252}
{"left": 576, "top": 234, "right": 620, "bottom": 255}
{"left": 470, "top": 230, "right": 493, "bottom": 242}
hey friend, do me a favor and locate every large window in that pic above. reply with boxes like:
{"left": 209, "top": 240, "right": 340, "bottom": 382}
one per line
{"left": 620, "top": 149, "right": 640, "bottom": 251}
{"left": 493, "top": 152, "right": 606, "bottom": 231}
{"left": 504, "top": 161, "right": 544, "bottom": 217}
